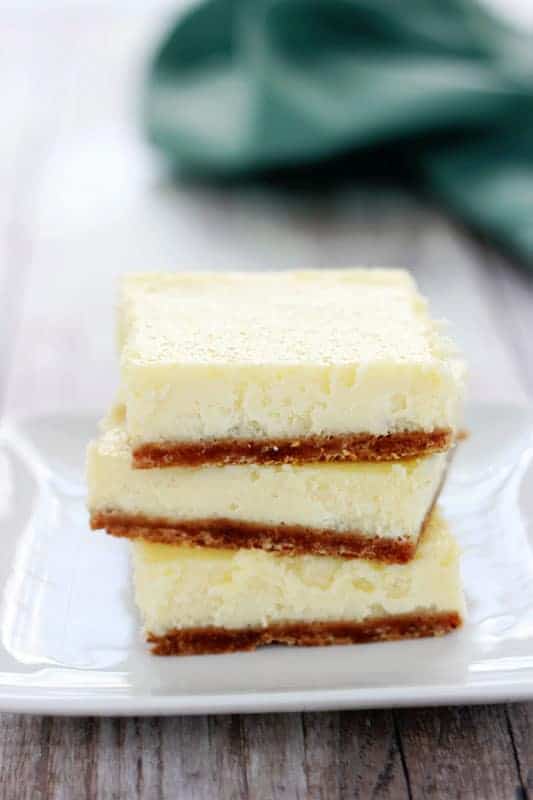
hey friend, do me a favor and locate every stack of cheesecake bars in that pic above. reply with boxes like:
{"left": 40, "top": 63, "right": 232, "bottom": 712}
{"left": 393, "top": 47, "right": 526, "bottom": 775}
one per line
{"left": 87, "top": 269, "right": 466, "bottom": 655}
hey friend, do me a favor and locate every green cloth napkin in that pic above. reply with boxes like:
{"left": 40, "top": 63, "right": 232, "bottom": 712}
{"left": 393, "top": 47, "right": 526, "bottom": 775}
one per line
{"left": 144, "top": 0, "right": 533, "bottom": 265}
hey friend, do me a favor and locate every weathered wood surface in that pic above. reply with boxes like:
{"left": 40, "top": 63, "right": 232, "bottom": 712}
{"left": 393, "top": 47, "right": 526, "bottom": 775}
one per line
{"left": 1, "top": 7, "right": 533, "bottom": 800}
{"left": 0, "top": 709, "right": 532, "bottom": 799}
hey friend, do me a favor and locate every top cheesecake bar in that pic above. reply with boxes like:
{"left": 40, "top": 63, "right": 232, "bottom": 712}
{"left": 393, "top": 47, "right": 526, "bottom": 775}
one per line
{"left": 119, "top": 269, "right": 465, "bottom": 467}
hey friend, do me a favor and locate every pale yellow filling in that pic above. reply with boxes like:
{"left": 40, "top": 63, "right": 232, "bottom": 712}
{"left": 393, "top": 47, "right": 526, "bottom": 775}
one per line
{"left": 87, "top": 408, "right": 447, "bottom": 539}
{"left": 118, "top": 270, "right": 466, "bottom": 444}
{"left": 132, "top": 511, "right": 464, "bottom": 635}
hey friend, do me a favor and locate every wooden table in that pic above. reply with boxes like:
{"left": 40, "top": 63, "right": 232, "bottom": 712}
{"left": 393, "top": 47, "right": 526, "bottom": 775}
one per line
{"left": 1, "top": 7, "right": 533, "bottom": 799}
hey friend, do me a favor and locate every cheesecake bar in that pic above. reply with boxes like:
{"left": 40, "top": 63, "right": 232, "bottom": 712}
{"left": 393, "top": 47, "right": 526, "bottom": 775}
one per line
{"left": 88, "top": 407, "right": 447, "bottom": 562}
{"left": 118, "top": 270, "right": 465, "bottom": 467}
{"left": 133, "top": 511, "right": 464, "bottom": 655}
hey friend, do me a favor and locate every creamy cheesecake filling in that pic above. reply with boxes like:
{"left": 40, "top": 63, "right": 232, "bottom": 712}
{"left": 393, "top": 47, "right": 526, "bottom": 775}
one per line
{"left": 118, "top": 270, "right": 466, "bottom": 454}
{"left": 133, "top": 511, "right": 464, "bottom": 653}
{"left": 87, "top": 411, "right": 448, "bottom": 556}
{"left": 123, "top": 362, "right": 463, "bottom": 448}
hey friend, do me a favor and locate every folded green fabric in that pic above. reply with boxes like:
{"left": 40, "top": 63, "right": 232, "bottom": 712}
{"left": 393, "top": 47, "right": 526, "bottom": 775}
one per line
{"left": 144, "top": 0, "right": 533, "bottom": 265}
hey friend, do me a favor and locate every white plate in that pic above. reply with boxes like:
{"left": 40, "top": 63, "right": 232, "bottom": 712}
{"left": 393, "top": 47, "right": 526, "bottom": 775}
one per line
{"left": 0, "top": 403, "right": 532, "bottom": 716}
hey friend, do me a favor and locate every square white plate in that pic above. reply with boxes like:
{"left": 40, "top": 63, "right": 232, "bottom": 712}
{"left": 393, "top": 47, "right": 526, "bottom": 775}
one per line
{"left": 0, "top": 403, "right": 532, "bottom": 716}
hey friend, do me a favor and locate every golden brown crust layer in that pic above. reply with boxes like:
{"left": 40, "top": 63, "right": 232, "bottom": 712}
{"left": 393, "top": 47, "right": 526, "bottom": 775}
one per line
{"left": 147, "top": 612, "right": 463, "bottom": 655}
{"left": 133, "top": 429, "right": 453, "bottom": 468}
{"left": 91, "top": 512, "right": 422, "bottom": 563}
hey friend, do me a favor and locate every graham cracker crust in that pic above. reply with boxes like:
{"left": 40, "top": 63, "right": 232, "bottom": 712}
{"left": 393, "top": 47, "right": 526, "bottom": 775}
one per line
{"left": 133, "top": 429, "right": 453, "bottom": 468}
{"left": 92, "top": 512, "right": 424, "bottom": 563}
{"left": 147, "top": 612, "right": 463, "bottom": 655}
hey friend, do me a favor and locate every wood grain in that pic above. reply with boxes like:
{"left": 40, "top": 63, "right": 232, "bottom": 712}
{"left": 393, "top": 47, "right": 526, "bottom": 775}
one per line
{"left": 508, "top": 703, "right": 533, "bottom": 797}
{"left": 302, "top": 710, "right": 410, "bottom": 799}
{"left": 1, "top": 709, "right": 532, "bottom": 799}
{"left": 395, "top": 705, "right": 526, "bottom": 799}
{"left": 1, "top": 7, "right": 533, "bottom": 800}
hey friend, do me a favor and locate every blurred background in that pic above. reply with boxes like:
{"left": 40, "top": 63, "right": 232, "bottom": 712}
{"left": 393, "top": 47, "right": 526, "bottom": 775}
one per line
{"left": 0, "top": 0, "right": 532, "bottom": 426}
